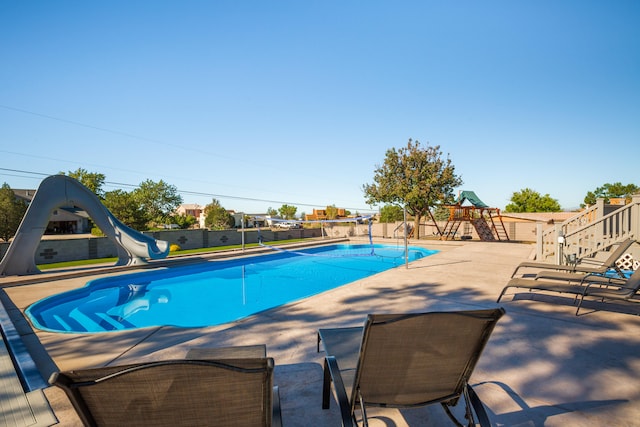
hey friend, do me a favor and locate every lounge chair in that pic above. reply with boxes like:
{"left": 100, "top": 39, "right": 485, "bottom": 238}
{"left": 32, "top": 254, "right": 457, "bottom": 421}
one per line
{"left": 510, "top": 238, "right": 635, "bottom": 278}
{"left": 49, "top": 345, "right": 282, "bottom": 427}
{"left": 498, "top": 268, "right": 640, "bottom": 315}
{"left": 318, "top": 308, "right": 505, "bottom": 426}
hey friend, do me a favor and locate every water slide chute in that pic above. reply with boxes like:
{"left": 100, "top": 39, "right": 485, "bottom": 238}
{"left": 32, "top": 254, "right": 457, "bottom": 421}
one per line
{"left": 0, "top": 175, "right": 169, "bottom": 276}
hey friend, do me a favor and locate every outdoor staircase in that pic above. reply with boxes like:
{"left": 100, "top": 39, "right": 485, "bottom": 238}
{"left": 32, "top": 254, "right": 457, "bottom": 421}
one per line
{"left": 537, "top": 195, "right": 640, "bottom": 263}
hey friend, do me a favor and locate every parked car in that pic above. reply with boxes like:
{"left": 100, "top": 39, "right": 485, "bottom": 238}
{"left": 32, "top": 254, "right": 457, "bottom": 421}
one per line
{"left": 275, "top": 222, "right": 300, "bottom": 229}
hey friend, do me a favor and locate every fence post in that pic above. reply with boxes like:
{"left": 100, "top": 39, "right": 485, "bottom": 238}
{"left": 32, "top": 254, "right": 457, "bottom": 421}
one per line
{"left": 556, "top": 225, "right": 565, "bottom": 265}
{"left": 632, "top": 194, "right": 640, "bottom": 239}
{"left": 595, "top": 198, "right": 605, "bottom": 239}
{"left": 536, "top": 222, "right": 543, "bottom": 260}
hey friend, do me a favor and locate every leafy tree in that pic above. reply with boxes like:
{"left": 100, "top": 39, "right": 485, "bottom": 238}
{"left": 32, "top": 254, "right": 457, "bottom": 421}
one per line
{"left": 432, "top": 205, "right": 451, "bottom": 221}
{"left": 171, "top": 214, "right": 197, "bottom": 229}
{"left": 133, "top": 179, "right": 183, "bottom": 226}
{"left": 583, "top": 182, "right": 639, "bottom": 206}
{"left": 278, "top": 204, "right": 297, "bottom": 219}
{"left": 0, "top": 183, "right": 28, "bottom": 241}
{"left": 266, "top": 207, "right": 278, "bottom": 217}
{"left": 63, "top": 168, "right": 106, "bottom": 199}
{"left": 103, "top": 189, "right": 149, "bottom": 230}
{"left": 379, "top": 204, "right": 404, "bottom": 223}
{"left": 505, "top": 188, "right": 561, "bottom": 212}
{"left": 363, "top": 139, "right": 462, "bottom": 238}
{"left": 204, "top": 198, "right": 235, "bottom": 230}
{"left": 326, "top": 205, "right": 339, "bottom": 220}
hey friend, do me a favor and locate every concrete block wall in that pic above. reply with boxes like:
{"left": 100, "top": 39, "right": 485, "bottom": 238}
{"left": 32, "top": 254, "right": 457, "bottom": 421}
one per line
{"left": 0, "top": 221, "right": 544, "bottom": 266}
{"left": 0, "top": 228, "right": 328, "bottom": 265}
{"left": 370, "top": 221, "right": 541, "bottom": 241}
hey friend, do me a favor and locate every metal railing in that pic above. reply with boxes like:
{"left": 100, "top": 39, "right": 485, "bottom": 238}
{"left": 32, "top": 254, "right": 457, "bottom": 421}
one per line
{"left": 537, "top": 195, "right": 640, "bottom": 263}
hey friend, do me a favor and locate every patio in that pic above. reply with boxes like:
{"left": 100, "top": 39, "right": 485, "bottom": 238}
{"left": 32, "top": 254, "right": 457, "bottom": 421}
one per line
{"left": 2, "top": 240, "right": 640, "bottom": 426}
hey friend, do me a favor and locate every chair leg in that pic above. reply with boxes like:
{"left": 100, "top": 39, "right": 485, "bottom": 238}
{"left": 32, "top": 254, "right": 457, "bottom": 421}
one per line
{"left": 575, "top": 294, "right": 587, "bottom": 315}
{"left": 466, "top": 384, "right": 492, "bottom": 427}
{"left": 496, "top": 287, "right": 508, "bottom": 303}
{"left": 357, "top": 390, "right": 369, "bottom": 427}
{"left": 322, "top": 358, "right": 332, "bottom": 409}
{"left": 441, "top": 384, "right": 492, "bottom": 427}
{"left": 441, "top": 403, "right": 465, "bottom": 427}
{"left": 323, "top": 356, "right": 356, "bottom": 427}
{"left": 272, "top": 386, "right": 283, "bottom": 427}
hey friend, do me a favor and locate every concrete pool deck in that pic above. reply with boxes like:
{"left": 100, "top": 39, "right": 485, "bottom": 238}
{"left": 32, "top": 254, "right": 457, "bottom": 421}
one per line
{"left": 2, "top": 240, "right": 640, "bottom": 426}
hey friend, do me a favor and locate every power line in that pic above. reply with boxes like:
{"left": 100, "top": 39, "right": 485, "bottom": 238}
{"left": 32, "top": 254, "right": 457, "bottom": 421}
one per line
{"left": 0, "top": 104, "right": 185, "bottom": 151}
{"left": 0, "top": 104, "right": 305, "bottom": 169}
{"left": 0, "top": 167, "right": 377, "bottom": 212}
{"left": 0, "top": 104, "right": 363, "bottom": 192}
{"left": 0, "top": 105, "right": 376, "bottom": 211}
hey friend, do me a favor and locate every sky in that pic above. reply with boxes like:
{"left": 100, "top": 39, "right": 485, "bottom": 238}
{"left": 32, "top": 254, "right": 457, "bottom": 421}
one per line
{"left": 1, "top": 1, "right": 638, "bottom": 215}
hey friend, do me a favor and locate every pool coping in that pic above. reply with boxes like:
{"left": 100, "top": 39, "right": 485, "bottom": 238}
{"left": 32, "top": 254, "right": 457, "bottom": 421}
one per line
{"left": 5, "top": 239, "right": 640, "bottom": 426}
{"left": 0, "top": 239, "right": 352, "bottom": 427}
{"left": 0, "top": 293, "right": 58, "bottom": 426}
{"left": 25, "top": 241, "right": 433, "bottom": 334}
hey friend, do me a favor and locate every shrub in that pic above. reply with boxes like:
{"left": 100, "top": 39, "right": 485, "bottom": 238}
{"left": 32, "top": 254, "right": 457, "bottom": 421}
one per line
{"left": 169, "top": 244, "right": 181, "bottom": 252}
{"left": 91, "top": 227, "right": 105, "bottom": 237}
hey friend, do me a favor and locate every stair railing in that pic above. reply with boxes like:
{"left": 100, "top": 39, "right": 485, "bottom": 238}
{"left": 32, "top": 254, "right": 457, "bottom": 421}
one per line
{"left": 537, "top": 196, "right": 640, "bottom": 263}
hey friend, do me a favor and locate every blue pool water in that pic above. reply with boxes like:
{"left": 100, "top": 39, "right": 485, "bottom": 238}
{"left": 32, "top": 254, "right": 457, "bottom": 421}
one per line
{"left": 26, "top": 244, "right": 437, "bottom": 333}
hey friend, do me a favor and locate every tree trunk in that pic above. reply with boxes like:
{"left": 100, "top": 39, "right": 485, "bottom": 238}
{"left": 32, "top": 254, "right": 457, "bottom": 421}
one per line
{"left": 413, "top": 214, "right": 421, "bottom": 239}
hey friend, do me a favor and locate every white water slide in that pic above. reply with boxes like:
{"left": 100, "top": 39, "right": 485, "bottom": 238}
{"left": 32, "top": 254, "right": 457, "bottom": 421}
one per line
{"left": 0, "top": 175, "right": 169, "bottom": 276}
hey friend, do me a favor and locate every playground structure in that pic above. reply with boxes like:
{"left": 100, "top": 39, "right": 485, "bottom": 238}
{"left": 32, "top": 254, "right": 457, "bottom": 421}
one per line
{"left": 437, "top": 191, "right": 510, "bottom": 241}
{"left": 0, "top": 175, "right": 169, "bottom": 276}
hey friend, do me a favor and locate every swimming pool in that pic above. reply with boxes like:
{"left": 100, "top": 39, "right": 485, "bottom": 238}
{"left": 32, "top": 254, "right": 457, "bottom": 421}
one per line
{"left": 26, "top": 244, "right": 437, "bottom": 333}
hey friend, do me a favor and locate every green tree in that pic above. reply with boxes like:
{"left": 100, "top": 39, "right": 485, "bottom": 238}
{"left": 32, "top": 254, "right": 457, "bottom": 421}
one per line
{"left": 363, "top": 139, "right": 462, "bottom": 238}
{"left": 204, "top": 198, "right": 235, "bottom": 230}
{"left": 326, "top": 205, "right": 339, "bottom": 220}
{"left": 63, "top": 168, "right": 106, "bottom": 199}
{"left": 103, "top": 189, "right": 149, "bottom": 230}
{"left": 505, "top": 188, "right": 561, "bottom": 212}
{"left": 278, "top": 204, "right": 297, "bottom": 219}
{"left": 432, "top": 205, "right": 451, "bottom": 221}
{"left": 379, "top": 204, "right": 404, "bottom": 223}
{"left": 133, "top": 179, "right": 183, "bottom": 226}
{"left": 583, "top": 182, "right": 639, "bottom": 206}
{"left": 266, "top": 207, "right": 278, "bottom": 217}
{"left": 0, "top": 183, "right": 28, "bottom": 241}
{"left": 171, "top": 213, "right": 197, "bottom": 229}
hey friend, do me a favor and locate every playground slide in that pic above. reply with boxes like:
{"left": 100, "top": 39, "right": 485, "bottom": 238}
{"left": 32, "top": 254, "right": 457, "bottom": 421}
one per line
{"left": 0, "top": 175, "right": 169, "bottom": 276}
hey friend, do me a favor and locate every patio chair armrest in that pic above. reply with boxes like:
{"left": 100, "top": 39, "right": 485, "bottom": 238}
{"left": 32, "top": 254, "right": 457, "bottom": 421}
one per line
{"left": 599, "top": 284, "right": 639, "bottom": 293}
{"left": 323, "top": 356, "right": 355, "bottom": 427}
{"left": 580, "top": 274, "right": 626, "bottom": 286}
{"left": 583, "top": 279, "right": 626, "bottom": 291}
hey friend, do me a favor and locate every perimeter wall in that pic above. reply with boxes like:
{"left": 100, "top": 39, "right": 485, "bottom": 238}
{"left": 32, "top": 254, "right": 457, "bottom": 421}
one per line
{"left": 0, "top": 220, "right": 542, "bottom": 265}
{"left": 0, "top": 228, "right": 325, "bottom": 265}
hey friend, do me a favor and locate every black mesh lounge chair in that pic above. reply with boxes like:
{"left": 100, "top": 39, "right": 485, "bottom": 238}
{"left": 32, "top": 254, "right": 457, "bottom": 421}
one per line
{"left": 498, "top": 268, "right": 640, "bottom": 315}
{"left": 49, "top": 347, "right": 282, "bottom": 427}
{"left": 510, "top": 238, "right": 635, "bottom": 278}
{"left": 318, "top": 308, "right": 505, "bottom": 427}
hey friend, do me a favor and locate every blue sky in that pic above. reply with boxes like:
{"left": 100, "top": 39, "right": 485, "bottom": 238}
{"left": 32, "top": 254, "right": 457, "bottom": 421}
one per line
{"left": 1, "top": 1, "right": 638, "bottom": 215}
